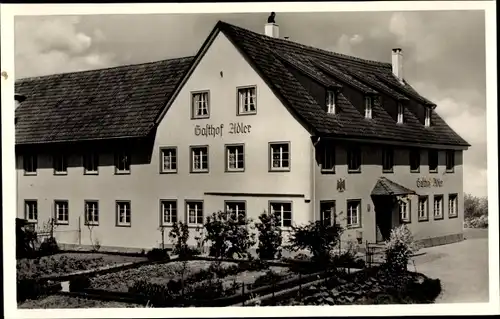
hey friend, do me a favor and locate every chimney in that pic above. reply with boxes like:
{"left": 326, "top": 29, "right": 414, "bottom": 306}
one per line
{"left": 265, "top": 12, "right": 279, "bottom": 38}
{"left": 391, "top": 48, "right": 404, "bottom": 82}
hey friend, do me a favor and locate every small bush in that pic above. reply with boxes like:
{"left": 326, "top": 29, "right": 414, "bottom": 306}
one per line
{"left": 384, "top": 225, "right": 419, "bottom": 274}
{"left": 465, "top": 215, "right": 488, "bottom": 229}
{"left": 169, "top": 222, "right": 191, "bottom": 257}
{"left": 38, "top": 237, "right": 59, "bottom": 256}
{"left": 255, "top": 211, "right": 283, "bottom": 260}
{"left": 69, "top": 276, "right": 91, "bottom": 292}
{"left": 146, "top": 248, "right": 170, "bottom": 262}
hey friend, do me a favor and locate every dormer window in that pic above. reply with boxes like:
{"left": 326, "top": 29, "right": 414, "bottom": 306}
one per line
{"left": 326, "top": 91, "right": 336, "bottom": 114}
{"left": 397, "top": 103, "right": 404, "bottom": 124}
{"left": 364, "top": 96, "right": 374, "bottom": 119}
{"left": 425, "top": 107, "right": 431, "bottom": 127}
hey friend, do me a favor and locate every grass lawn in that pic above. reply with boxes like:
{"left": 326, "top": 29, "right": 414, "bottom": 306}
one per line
{"left": 18, "top": 294, "right": 144, "bottom": 309}
{"left": 17, "top": 253, "right": 147, "bottom": 280}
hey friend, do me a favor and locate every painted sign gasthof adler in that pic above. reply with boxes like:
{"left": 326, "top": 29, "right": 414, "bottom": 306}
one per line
{"left": 416, "top": 177, "right": 444, "bottom": 188}
{"left": 337, "top": 178, "right": 346, "bottom": 192}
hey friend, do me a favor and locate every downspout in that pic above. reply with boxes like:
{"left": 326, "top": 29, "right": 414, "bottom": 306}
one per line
{"left": 312, "top": 137, "right": 321, "bottom": 221}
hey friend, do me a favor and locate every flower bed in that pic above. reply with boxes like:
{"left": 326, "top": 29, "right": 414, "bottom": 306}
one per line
{"left": 17, "top": 253, "right": 147, "bottom": 281}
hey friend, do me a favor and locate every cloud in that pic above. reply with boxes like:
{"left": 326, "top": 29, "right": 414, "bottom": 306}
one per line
{"left": 15, "top": 16, "right": 116, "bottom": 78}
{"left": 330, "top": 34, "right": 364, "bottom": 55}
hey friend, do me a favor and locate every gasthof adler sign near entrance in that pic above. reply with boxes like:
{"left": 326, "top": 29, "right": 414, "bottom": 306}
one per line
{"left": 416, "top": 177, "right": 444, "bottom": 188}
{"left": 194, "top": 123, "right": 252, "bottom": 137}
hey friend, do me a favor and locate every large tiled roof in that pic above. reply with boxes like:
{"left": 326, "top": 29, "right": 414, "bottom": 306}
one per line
{"left": 15, "top": 56, "right": 194, "bottom": 145}
{"left": 217, "top": 21, "right": 469, "bottom": 147}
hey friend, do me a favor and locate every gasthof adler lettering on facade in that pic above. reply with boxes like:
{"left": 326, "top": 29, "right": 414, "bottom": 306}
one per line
{"left": 14, "top": 15, "right": 469, "bottom": 251}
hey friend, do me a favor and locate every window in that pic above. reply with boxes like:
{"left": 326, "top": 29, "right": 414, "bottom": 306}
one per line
{"left": 410, "top": 149, "right": 420, "bottom": 172}
{"left": 364, "top": 96, "right": 373, "bottom": 119}
{"left": 397, "top": 103, "right": 404, "bottom": 124}
{"left": 23, "top": 154, "right": 37, "bottom": 175}
{"left": 448, "top": 194, "right": 458, "bottom": 218}
{"left": 190, "top": 146, "right": 209, "bottom": 173}
{"left": 428, "top": 150, "right": 438, "bottom": 173}
{"left": 320, "top": 201, "right": 336, "bottom": 226}
{"left": 326, "top": 91, "right": 336, "bottom": 114}
{"left": 53, "top": 154, "right": 68, "bottom": 175}
{"left": 347, "top": 200, "right": 361, "bottom": 227}
{"left": 269, "top": 142, "right": 290, "bottom": 171}
{"left": 418, "top": 196, "right": 429, "bottom": 221}
{"left": 237, "top": 87, "right": 257, "bottom": 115}
{"left": 84, "top": 152, "right": 99, "bottom": 174}
{"left": 270, "top": 202, "right": 292, "bottom": 227}
{"left": 25, "top": 200, "right": 38, "bottom": 223}
{"left": 160, "top": 200, "right": 177, "bottom": 225}
{"left": 85, "top": 201, "right": 99, "bottom": 226}
{"left": 425, "top": 107, "right": 431, "bottom": 127}
{"left": 382, "top": 148, "right": 394, "bottom": 173}
{"left": 347, "top": 147, "right": 361, "bottom": 172}
{"left": 54, "top": 200, "right": 69, "bottom": 225}
{"left": 115, "top": 152, "right": 130, "bottom": 174}
{"left": 399, "top": 198, "right": 410, "bottom": 223}
{"left": 321, "top": 144, "right": 335, "bottom": 173}
{"left": 226, "top": 144, "right": 244, "bottom": 172}
{"left": 186, "top": 201, "right": 204, "bottom": 225}
{"left": 446, "top": 150, "right": 455, "bottom": 172}
{"left": 433, "top": 195, "right": 443, "bottom": 220}
{"left": 116, "top": 201, "right": 131, "bottom": 226}
{"left": 225, "top": 201, "right": 246, "bottom": 224}
{"left": 192, "top": 91, "right": 210, "bottom": 119}
{"left": 160, "top": 147, "right": 177, "bottom": 173}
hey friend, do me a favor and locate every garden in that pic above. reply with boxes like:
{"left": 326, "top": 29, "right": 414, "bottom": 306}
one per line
{"left": 16, "top": 210, "right": 442, "bottom": 308}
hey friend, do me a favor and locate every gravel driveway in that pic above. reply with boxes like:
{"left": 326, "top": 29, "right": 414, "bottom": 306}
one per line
{"left": 411, "top": 229, "right": 489, "bottom": 303}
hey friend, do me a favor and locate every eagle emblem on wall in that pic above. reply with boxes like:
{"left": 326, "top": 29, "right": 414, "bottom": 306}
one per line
{"left": 337, "top": 178, "right": 346, "bottom": 192}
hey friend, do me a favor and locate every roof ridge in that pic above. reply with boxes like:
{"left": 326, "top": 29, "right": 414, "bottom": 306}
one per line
{"left": 16, "top": 55, "right": 195, "bottom": 83}
{"left": 218, "top": 21, "right": 392, "bottom": 68}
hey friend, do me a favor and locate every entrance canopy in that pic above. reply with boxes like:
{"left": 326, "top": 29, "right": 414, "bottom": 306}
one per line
{"left": 371, "top": 177, "right": 417, "bottom": 196}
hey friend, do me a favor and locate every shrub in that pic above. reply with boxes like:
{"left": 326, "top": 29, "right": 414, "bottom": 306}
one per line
{"left": 384, "top": 225, "right": 419, "bottom": 274}
{"left": 69, "top": 276, "right": 91, "bottom": 292}
{"left": 169, "top": 222, "right": 191, "bottom": 257}
{"left": 203, "top": 211, "right": 255, "bottom": 259}
{"left": 146, "top": 248, "right": 170, "bottom": 262}
{"left": 255, "top": 211, "right": 283, "bottom": 260}
{"left": 38, "top": 237, "right": 60, "bottom": 256}
{"left": 465, "top": 215, "right": 488, "bottom": 229}
{"left": 287, "top": 221, "right": 344, "bottom": 266}
{"left": 16, "top": 218, "right": 38, "bottom": 259}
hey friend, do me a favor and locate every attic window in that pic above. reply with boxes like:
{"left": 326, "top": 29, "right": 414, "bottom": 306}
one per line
{"left": 364, "top": 96, "right": 374, "bottom": 119}
{"left": 425, "top": 107, "right": 431, "bottom": 127}
{"left": 326, "top": 91, "right": 336, "bottom": 114}
{"left": 397, "top": 103, "right": 404, "bottom": 124}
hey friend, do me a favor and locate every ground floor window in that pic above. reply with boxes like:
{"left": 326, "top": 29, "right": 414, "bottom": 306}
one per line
{"left": 116, "top": 201, "right": 131, "bottom": 226}
{"left": 270, "top": 201, "right": 292, "bottom": 227}
{"left": 25, "top": 200, "right": 38, "bottom": 223}
{"left": 448, "top": 194, "right": 458, "bottom": 218}
{"left": 225, "top": 201, "right": 246, "bottom": 224}
{"left": 418, "top": 196, "right": 429, "bottom": 221}
{"left": 54, "top": 200, "right": 69, "bottom": 225}
{"left": 85, "top": 201, "right": 99, "bottom": 226}
{"left": 398, "top": 198, "right": 411, "bottom": 223}
{"left": 186, "top": 200, "right": 204, "bottom": 225}
{"left": 346, "top": 200, "right": 361, "bottom": 227}
{"left": 319, "top": 201, "right": 336, "bottom": 226}
{"left": 161, "top": 200, "right": 177, "bottom": 225}
{"left": 433, "top": 195, "right": 443, "bottom": 220}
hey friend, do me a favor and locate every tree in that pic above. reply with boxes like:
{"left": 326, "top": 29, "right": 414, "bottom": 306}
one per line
{"left": 255, "top": 211, "right": 283, "bottom": 260}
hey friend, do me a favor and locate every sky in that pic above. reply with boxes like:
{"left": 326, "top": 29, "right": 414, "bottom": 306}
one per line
{"left": 14, "top": 11, "right": 488, "bottom": 197}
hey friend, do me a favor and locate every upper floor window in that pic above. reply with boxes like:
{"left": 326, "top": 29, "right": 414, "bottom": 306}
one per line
{"left": 23, "top": 154, "right": 37, "bottom": 175}
{"left": 53, "top": 154, "right": 68, "bottom": 175}
{"left": 320, "top": 201, "right": 336, "bottom": 226}
{"left": 382, "top": 148, "right": 394, "bottom": 173}
{"left": 347, "top": 200, "right": 361, "bottom": 228}
{"left": 347, "top": 147, "right": 361, "bottom": 172}
{"left": 186, "top": 200, "right": 204, "bottom": 226}
{"left": 85, "top": 201, "right": 99, "bottom": 226}
{"left": 364, "top": 96, "right": 374, "bottom": 119}
{"left": 192, "top": 91, "right": 210, "bottom": 119}
{"left": 270, "top": 201, "right": 292, "bottom": 228}
{"left": 428, "top": 150, "right": 438, "bottom": 173}
{"left": 55, "top": 200, "right": 69, "bottom": 225}
{"left": 321, "top": 144, "right": 335, "bottom": 173}
{"left": 397, "top": 103, "right": 404, "bottom": 124}
{"left": 425, "top": 107, "right": 431, "bottom": 127}
{"left": 446, "top": 150, "right": 455, "bottom": 172}
{"left": 409, "top": 149, "right": 420, "bottom": 172}
{"left": 237, "top": 87, "right": 257, "bottom": 115}
{"left": 190, "top": 146, "right": 209, "bottom": 173}
{"left": 84, "top": 152, "right": 99, "bottom": 175}
{"left": 115, "top": 152, "right": 130, "bottom": 174}
{"left": 225, "top": 201, "right": 246, "bottom": 225}
{"left": 25, "top": 200, "right": 38, "bottom": 223}
{"left": 160, "top": 147, "right": 177, "bottom": 173}
{"left": 161, "top": 200, "right": 177, "bottom": 226}
{"left": 270, "top": 142, "right": 290, "bottom": 172}
{"left": 326, "top": 91, "right": 336, "bottom": 114}
{"left": 116, "top": 201, "right": 131, "bottom": 226}
{"left": 226, "top": 144, "right": 244, "bottom": 172}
